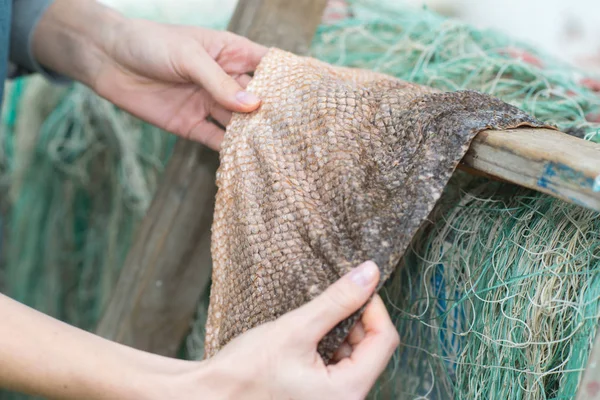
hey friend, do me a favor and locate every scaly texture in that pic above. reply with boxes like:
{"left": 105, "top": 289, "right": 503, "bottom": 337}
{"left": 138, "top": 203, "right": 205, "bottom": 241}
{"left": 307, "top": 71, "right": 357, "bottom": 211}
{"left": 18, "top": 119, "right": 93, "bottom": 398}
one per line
{"left": 206, "top": 48, "right": 551, "bottom": 362}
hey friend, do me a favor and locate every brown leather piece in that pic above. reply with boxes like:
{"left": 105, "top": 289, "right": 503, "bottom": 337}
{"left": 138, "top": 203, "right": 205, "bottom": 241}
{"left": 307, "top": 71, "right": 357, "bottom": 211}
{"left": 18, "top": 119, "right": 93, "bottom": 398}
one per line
{"left": 204, "top": 48, "right": 551, "bottom": 362}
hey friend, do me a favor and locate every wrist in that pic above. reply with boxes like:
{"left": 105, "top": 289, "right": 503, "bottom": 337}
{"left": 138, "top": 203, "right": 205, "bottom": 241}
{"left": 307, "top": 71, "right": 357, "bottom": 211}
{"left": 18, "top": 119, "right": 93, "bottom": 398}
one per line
{"left": 185, "top": 358, "right": 261, "bottom": 400}
{"left": 0, "top": 293, "right": 195, "bottom": 400}
{"left": 73, "top": 343, "right": 196, "bottom": 400}
{"left": 31, "top": 0, "right": 126, "bottom": 87}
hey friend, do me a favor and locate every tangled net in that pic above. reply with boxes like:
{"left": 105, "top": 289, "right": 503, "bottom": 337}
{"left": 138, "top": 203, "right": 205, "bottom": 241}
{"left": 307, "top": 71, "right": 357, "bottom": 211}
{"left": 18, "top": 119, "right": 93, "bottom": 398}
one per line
{"left": 0, "top": 77, "right": 173, "bottom": 331}
{"left": 375, "top": 176, "right": 600, "bottom": 399}
{"left": 1, "top": 1, "right": 600, "bottom": 399}
{"left": 308, "top": 3, "right": 600, "bottom": 398}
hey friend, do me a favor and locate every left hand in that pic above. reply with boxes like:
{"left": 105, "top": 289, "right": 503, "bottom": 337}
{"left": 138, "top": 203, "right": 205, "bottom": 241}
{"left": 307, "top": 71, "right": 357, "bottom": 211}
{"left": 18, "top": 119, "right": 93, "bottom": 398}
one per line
{"left": 93, "top": 20, "right": 267, "bottom": 150}
{"left": 33, "top": 0, "right": 268, "bottom": 151}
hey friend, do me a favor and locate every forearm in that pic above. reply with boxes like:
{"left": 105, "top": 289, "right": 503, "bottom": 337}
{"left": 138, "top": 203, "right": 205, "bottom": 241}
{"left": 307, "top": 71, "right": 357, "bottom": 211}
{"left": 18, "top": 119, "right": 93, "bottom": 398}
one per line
{"left": 31, "top": 0, "right": 124, "bottom": 88}
{"left": 0, "top": 293, "right": 191, "bottom": 399}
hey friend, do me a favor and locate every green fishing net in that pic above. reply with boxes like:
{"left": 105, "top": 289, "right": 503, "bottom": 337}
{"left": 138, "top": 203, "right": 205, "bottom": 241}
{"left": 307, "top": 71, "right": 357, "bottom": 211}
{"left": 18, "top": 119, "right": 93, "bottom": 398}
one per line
{"left": 1, "top": 1, "right": 600, "bottom": 399}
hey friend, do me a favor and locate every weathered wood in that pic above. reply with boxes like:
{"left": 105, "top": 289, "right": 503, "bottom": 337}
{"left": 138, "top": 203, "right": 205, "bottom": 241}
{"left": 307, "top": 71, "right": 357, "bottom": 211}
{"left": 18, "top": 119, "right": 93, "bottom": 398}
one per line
{"left": 463, "top": 128, "right": 600, "bottom": 212}
{"left": 96, "top": 0, "right": 328, "bottom": 356}
{"left": 95, "top": 143, "right": 218, "bottom": 354}
{"left": 228, "top": 0, "right": 327, "bottom": 55}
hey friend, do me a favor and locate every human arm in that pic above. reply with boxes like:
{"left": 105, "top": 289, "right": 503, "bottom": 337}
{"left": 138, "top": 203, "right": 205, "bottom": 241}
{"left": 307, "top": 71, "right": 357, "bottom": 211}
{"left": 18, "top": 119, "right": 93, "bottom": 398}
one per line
{"left": 0, "top": 291, "right": 192, "bottom": 399}
{"left": 1, "top": 261, "right": 398, "bottom": 399}
{"left": 28, "top": 0, "right": 267, "bottom": 150}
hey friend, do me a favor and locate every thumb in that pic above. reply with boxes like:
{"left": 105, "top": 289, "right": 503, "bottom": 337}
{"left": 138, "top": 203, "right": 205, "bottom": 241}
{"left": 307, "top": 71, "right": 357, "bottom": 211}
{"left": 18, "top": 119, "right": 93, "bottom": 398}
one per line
{"left": 187, "top": 50, "right": 261, "bottom": 113}
{"left": 289, "top": 261, "right": 380, "bottom": 342}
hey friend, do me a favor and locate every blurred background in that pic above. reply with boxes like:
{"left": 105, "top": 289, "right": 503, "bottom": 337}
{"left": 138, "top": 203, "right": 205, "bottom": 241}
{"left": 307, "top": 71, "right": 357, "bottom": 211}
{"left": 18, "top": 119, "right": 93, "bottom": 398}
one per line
{"left": 2, "top": 1, "right": 600, "bottom": 399}
{"left": 406, "top": 0, "right": 600, "bottom": 72}
{"left": 99, "top": 0, "right": 600, "bottom": 73}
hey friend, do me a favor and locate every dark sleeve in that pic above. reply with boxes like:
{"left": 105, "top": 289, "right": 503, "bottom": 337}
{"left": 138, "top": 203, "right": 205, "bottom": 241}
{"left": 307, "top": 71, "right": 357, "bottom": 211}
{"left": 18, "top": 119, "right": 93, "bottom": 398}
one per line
{"left": 9, "top": 0, "right": 69, "bottom": 82}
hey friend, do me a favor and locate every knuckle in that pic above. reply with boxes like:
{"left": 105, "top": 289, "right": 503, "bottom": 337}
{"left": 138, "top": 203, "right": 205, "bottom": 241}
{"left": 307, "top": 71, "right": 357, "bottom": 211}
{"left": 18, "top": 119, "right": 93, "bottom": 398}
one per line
{"left": 221, "top": 31, "right": 237, "bottom": 43}
{"left": 386, "top": 327, "right": 401, "bottom": 350}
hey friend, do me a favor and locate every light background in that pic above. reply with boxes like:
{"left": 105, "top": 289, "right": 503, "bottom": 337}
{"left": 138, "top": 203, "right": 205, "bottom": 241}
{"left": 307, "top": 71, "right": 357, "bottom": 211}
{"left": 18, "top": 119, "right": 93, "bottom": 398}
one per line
{"left": 98, "top": 0, "right": 600, "bottom": 71}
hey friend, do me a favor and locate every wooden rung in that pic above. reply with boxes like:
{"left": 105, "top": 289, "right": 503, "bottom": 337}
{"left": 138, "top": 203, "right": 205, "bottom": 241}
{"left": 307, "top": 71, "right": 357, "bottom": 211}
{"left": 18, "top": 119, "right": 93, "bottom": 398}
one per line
{"left": 463, "top": 128, "right": 600, "bottom": 212}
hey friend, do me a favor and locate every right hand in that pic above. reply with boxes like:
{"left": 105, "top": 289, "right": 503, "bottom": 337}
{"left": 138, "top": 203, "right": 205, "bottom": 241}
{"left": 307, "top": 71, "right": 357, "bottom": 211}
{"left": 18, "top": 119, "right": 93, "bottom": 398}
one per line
{"left": 198, "top": 261, "right": 400, "bottom": 400}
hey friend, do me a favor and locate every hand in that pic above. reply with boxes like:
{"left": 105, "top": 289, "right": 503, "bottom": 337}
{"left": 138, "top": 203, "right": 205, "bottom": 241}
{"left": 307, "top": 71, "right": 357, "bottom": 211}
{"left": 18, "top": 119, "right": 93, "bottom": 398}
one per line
{"left": 198, "top": 261, "right": 400, "bottom": 400}
{"left": 0, "top": 262, "right": 397, "bottom": 400}
{"left": 33, "top": 0, "right": 268, "bottom": 151}
{"left": 93, "top": 21, "right": 267, "bottom": 151}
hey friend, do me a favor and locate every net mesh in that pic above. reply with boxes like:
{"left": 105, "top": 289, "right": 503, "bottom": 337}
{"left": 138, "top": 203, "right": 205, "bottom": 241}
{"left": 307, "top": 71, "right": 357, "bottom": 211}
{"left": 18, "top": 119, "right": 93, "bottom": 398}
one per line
{"left": 1, "top": 1, "right": 600, "bottom": 399}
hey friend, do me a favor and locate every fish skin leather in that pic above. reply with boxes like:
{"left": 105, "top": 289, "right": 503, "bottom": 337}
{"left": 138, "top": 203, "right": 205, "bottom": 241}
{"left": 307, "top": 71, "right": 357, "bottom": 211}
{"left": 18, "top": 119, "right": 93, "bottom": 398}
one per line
{"left": 204, "top": 48, "right": 552, "bottom": 362}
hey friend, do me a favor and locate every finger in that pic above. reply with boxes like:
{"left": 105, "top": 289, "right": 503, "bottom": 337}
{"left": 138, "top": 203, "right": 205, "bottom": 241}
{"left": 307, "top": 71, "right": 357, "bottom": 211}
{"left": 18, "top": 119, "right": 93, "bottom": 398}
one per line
{"left": 347, "top": 321, "right": 366, "bottom": 348}
{"left": 284, "top": 261, "right": 380, "bottom": 341}
{"left": 331, "top": 341, "right": 353, "bottom": 363}
{"left": 237, "top": 74, "right": 252, "bottom": 88}
{"left": 187, "top": 119, "right": 225, "bottom": 151}
{"left": 337, "top": 295, "right": 399, "bottom": 387}
{"left": 210, "top": 105, "right": 232, "bottom": 127}
{"left": 187, "top": 51, "right": 261, "bottom": 113}
{"left": 209, "top": 74, "right": 253, "bottom": 128}
{"left": 332, "top": 321, "right": 366, "bottom": 363}
{"left": 221, "top": 33, "right": 269, "bottom": 72}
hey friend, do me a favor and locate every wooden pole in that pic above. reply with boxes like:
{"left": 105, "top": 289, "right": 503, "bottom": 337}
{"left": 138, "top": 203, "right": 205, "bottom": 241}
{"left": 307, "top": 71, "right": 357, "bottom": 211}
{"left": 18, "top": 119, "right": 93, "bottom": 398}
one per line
{"left": 464, "top": 128, "right": 600, "bottom": 212}
{"left": 96, "top": 0, "right": 328, "bottom": 356}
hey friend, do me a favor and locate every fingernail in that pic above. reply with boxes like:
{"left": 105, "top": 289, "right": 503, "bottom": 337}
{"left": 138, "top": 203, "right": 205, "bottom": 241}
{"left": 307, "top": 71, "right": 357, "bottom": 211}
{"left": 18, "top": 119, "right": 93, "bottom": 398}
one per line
{"left": 235, "top": 90, "right": 260, "bottom": 106}
{"left": 348, "top": 261, "right": 379, "bottom": 288}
